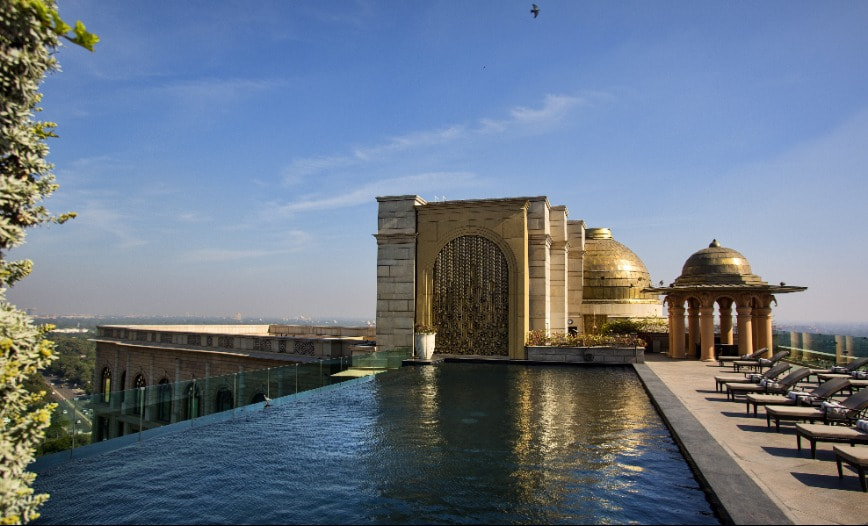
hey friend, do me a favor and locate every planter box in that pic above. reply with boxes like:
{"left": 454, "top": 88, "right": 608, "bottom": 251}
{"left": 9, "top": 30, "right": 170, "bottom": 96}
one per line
{"left": 526, "top": 346, "right": 644, "bottom": 364}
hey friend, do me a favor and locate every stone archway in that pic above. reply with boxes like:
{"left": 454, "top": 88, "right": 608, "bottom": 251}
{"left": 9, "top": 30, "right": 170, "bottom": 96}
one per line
{"left": 433, "top": 235, "right": 509, "bottom": 356}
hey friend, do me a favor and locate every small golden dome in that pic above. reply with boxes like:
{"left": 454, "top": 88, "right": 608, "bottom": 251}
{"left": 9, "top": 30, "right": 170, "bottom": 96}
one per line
{"left": 583, "top": 228, "right": 658, "bottom": 303}
{"left": 675, "top": 240, "right": 766, "bottom": 286}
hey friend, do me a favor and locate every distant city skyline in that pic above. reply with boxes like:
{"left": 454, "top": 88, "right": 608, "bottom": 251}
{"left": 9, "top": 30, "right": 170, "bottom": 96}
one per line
{"left": 7, "top": 1, "right": 868, "bottom": 324}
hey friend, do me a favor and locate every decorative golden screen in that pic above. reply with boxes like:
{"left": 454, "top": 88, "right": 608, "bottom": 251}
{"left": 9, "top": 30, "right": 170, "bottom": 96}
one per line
{"left": 433, "top": 235, "right": 509, "bottom": 356}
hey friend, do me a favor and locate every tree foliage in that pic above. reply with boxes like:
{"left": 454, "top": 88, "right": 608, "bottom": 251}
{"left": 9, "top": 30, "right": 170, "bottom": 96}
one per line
{"left": 0, "top": 1, "right": 96, "bottom": 523}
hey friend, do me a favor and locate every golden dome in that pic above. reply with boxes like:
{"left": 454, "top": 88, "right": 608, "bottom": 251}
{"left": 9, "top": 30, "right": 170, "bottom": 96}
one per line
{"left": 583, "top": 228, "right": 658, "bottom": 303}
{"left": 674, "top": 239, "right": 767, "bottom": 286}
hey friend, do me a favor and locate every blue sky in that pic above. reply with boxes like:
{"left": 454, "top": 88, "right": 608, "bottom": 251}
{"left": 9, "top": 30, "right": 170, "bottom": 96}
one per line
{"left": 7, "top": 0, "right": 868, "bottom": 323}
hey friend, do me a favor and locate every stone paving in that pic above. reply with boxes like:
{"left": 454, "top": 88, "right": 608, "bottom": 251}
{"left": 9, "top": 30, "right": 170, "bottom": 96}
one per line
{"left": 641, "top": 354, "right": 866, "bottom": 525}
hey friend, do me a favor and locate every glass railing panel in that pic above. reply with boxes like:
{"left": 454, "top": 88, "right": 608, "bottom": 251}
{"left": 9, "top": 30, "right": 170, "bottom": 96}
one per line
{"left": 37, "top": 354, "right": 398, "bottom": 457}
{"left": 774, "top": 330, "right": 867, "bottom": 368}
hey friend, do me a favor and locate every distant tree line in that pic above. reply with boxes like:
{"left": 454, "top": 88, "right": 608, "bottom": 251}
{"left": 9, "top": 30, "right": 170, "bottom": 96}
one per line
{"left": 41, "top": 333, "right": 95, "bottom": 393}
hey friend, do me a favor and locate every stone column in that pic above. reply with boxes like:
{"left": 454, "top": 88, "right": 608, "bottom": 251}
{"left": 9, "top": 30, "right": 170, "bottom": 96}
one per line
{"left": 699, "top": 299, "right": 716, "bottom": 361}
{"left": 754, "top": 305, "right": 773, "bottom": 357}
{"left": 566, "top": 220, "right": 585, "bottom": 333}
{"left": 736, "top": 301, "right": 753, "bottom": 357}
{"left": 687, "top": 299, "right": 700, "bottom": 359}
{"left": 668, "top": 297, "right": 686, "bottom": 359}
{"left": 718, "top": 298, "right": 734, "bottom": 345}
{"left": 549, "top": 206, "right": 568, "bottom": 334}
{"left": 527, "top": 198, "right": 551, "bottom": 332}
{"left": 374, "top": 195, "right": 424, "bottom": 352}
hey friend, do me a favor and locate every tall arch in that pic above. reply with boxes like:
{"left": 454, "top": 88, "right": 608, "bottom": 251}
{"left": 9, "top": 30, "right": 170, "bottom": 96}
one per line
{"left": 100, "top": 366, "right": 112, "bottom": 403}
{"left": 432, "top": 234, "right": 510, "bottom": 356}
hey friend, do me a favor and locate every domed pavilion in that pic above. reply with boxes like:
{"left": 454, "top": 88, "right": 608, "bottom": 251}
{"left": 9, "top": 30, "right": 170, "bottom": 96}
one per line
{"left": 644, "top": 240, "right": 806, "bottom": 361}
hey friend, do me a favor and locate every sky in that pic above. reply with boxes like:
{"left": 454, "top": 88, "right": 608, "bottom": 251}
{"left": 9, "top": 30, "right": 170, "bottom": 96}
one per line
{"left": 6, "top": 0, "right": 868, "bottom": 324}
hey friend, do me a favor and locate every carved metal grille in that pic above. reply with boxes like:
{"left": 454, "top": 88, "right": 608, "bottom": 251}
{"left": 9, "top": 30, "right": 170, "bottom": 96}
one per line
{"left": 433, "top": 235, "right": 509, "bottom": 356}
{"left": 294, "top": 340, "right": 315, "bottom": 356}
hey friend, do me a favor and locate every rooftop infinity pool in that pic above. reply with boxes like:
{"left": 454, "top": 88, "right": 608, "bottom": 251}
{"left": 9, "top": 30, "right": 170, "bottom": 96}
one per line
{"left": 34, "top": 363, "right": 719, "bottom": 524}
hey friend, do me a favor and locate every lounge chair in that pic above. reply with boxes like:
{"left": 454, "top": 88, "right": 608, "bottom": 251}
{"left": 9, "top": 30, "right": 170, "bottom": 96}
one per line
{"left": 765, "top": 388, "right": 868, "bottom": 432}
{"left": 713, "top": 362, "right": 791, "bottom": 393}
{"left": 733, "top": 349, "right": 789, "bottom": 372}
{"left": 794, "top": 424, "right": 868, "bottom": 459}
{"left": 833, "top": 444, "right": 868, "bottom": 492}
{"left": 850, "top": 378, "right": 868, "bottom": 391}
{"left": 717, "top": 347, "right": 766, "bottom": 368}
{"left": 814, "top": 356, "right": 868, "bottom": 383}
{"left": 744, "top": 377, "right": 850, "bottom": 416}
{"left": 725, "top": 367, "right": 812, "bottom": 401}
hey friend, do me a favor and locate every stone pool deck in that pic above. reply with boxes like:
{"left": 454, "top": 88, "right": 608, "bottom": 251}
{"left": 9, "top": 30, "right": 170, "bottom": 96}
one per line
{"left": 638, "top": 354, "right": 866, "bottom": 525}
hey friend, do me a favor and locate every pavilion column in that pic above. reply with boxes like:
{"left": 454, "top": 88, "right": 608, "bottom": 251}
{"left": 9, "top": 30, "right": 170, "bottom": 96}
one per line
{"left": 736, "top": 301, "right": 753, "bottom": 357}
{"left": 687, "top": 299, "right": 700, "bottom": 359}
{"left": 754, "top": 303, "right": 773, "bottom": 357}
{"left": 668, "top": 297, "right": 685, "bottom": 359}
{"left": 699, "top": 300, "right": 716, "bottom": 362}
{"left": 718, "top": 298, "right": 733, "bottom": 345}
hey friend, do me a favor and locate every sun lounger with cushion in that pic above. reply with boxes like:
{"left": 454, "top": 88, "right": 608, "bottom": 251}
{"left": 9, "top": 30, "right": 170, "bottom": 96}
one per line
{"left": 717, "top": 347, "right": 766, "bottom": 368}
{"left": 815, "top": 356, "right": 868, "bottom": 383}
{"left": 833, "top": 444, "right": 868, "bottom": 492}
{"left": 795, "top": 423, "right": 868, "bottom": 459}
{"left": 733, "top": 349, "right": 789, "bottom": 372}
{"left": 713, "top": 362, "right": 791, "bottom": 392}
{"left": 765, "top": 388, "right": 868, "bottom": 432}
{"left": 725, "top": 367, "right": 811, "bottom": 401}
{"left": 715, "top": 361, "right": 791, "bottom": 392}
{"left": 744, "top": 377, "right": 850, "bottom": 416}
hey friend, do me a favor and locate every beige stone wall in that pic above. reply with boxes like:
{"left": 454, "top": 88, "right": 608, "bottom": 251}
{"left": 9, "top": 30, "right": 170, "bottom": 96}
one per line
{"left": 374, "top": 195, "right": 425, "bottom": 353}
{"left": 414, "top": 198, "right": 531, "bottom": 359}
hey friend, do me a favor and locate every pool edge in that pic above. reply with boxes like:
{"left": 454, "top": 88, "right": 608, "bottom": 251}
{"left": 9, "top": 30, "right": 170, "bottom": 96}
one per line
{"left": 632, "top": 362, "right": 794, "bottom": 526}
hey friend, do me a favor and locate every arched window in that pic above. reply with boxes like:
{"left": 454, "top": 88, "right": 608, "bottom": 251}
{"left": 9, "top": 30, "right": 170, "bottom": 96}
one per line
{"left": 100, "top": 367, "right": 112, "bottom": 403}
{"left": 157, "top": 378, "right": 172, "bottom": 422}
{"left": 215, "top": 387, "right": 233, "bottom": 413}
{"left": 131, "top": 374, "right": 146, "bottom": 415}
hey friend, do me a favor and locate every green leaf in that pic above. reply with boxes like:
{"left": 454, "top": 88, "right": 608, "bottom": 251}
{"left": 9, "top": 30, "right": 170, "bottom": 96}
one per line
{"left": 72, "top": 21, "right": 99, "bottom": 52}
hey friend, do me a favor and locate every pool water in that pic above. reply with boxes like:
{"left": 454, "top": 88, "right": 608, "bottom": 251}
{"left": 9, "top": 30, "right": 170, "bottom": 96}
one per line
{"left": 34, "top": 363, "right": 719, "bottom": 524}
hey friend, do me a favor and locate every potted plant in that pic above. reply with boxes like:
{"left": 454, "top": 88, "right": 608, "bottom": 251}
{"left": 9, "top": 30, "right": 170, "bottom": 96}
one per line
{"left": 414, "top": 324, "right": 437, "bottom": 359}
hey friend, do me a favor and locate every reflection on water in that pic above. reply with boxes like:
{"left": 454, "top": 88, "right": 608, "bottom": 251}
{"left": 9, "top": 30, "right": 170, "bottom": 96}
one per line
{"left": 34, "top": 364, "right": 718, "bottom": 525}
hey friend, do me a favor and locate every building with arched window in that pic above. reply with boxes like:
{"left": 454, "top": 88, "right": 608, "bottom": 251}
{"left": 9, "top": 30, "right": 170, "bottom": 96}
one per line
{"left": 374, "top": 195, "right": 663, "bottom": 359}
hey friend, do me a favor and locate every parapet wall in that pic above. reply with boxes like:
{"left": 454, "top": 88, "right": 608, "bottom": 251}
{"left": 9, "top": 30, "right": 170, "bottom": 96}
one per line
{"left": 526, "top": 346, "right": 644, "bottom": 364}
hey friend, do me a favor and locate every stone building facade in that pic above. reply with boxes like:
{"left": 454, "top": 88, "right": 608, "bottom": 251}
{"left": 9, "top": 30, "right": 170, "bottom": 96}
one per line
{"left": 91, "top": 324, "right": 374, "bottom": 440}
{"left": 375, "top": 195, "right": 662, "bottom": 359}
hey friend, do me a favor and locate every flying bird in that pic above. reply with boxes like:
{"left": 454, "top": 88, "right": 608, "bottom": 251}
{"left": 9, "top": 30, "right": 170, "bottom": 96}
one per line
{"left": 531, "top": 4, "right": 540, "bottom": 18}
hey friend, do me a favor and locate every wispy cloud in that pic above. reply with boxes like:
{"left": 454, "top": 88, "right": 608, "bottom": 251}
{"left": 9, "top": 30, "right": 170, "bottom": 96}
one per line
{"left": 274, "top": 171, "right": 479, "bottom": 214}
{"left": 75, "top": 201, "right": 148, "bottom": 250}
{"left": 281, "top": 92, "right": 595, "bottom": 185}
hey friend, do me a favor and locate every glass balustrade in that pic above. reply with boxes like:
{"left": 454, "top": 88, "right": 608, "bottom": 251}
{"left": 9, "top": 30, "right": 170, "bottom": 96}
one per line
{"left": 37, "top": 350, "right": 409, "bottom": 459}
{"left": 774, "top": 330, "right": 868, "bottom": 368}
